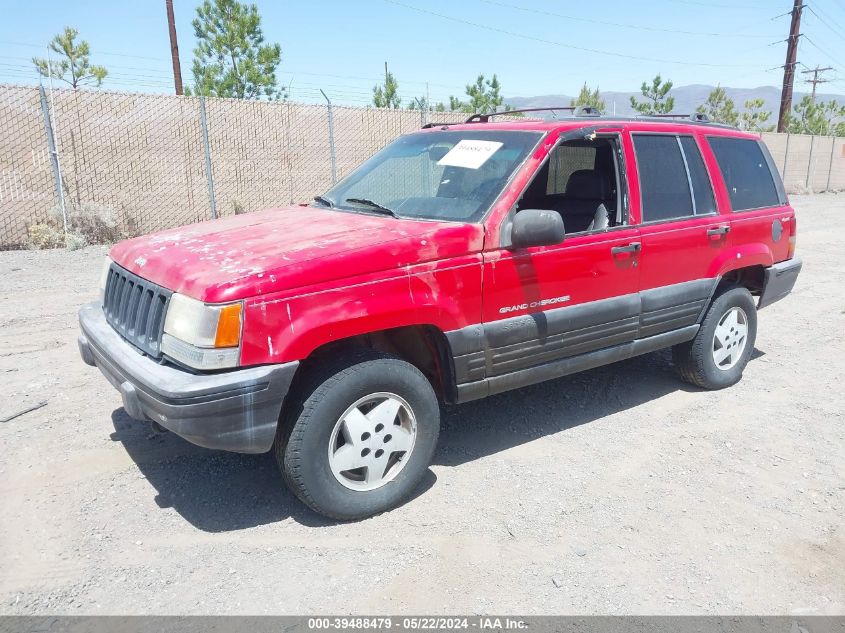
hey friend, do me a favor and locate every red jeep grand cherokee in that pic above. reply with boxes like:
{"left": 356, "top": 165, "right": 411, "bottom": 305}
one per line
{"left": 78, "top": 110, "right": 801, "bottom": 519}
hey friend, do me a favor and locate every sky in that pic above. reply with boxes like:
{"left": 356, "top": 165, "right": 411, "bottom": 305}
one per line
{"left": 1, "top": 0, "right": 845, "bottom": 106}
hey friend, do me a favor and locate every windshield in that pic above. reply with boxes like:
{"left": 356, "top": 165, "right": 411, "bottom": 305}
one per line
{"left": 317, "top": 130, "right": 543, "bottom": 222}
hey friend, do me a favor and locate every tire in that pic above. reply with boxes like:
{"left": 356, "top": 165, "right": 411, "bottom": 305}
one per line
{"left": 275, "top": 350, "right": 440, "bottom": 521}
{"left": 672, "top": 284, "right": 757, "bottom": 390}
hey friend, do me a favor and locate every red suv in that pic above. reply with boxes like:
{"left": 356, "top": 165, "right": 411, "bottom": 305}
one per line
{"left": 78, "top": 110, "right": 802, "bottom": 520}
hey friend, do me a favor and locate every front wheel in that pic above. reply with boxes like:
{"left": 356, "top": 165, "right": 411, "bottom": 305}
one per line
{"left": 672, "top": 285, "right": 758, "bottom": 390}
{"left": 276, "top": 350, "right": 440, "bottom": 520}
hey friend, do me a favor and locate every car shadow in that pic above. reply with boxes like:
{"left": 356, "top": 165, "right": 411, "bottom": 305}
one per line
{"left": 434, "top": 348, "right": 700, "bottom": 467}
{"left": 110, "top": 347, "right": 762, "bottom": 531}
{"left": 110, "top": 409, "right": 437, "bottom": 531}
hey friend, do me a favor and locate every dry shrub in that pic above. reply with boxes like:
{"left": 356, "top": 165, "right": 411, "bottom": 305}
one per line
{"left": 25, "top": 223, "right": 67, "bottom": 250}
{"left": 59, "top": 203, "right": 125, "bottom": 244}
{"left": 64, "top": 232, "right": 89, "bottom": 251}
{"left": 27, "top": 203, "right": 125, "bottom": 250}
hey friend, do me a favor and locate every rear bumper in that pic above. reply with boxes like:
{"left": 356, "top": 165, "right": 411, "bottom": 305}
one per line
{"left": 78, "top": 302, "right": 298, "bottom": 453}
{"left": 758, "top": 256, "right": 802, "bottom": 309}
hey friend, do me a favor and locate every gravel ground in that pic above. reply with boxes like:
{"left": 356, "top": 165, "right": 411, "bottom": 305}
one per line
{"left": 0, "top": 194, "right": 843, "bottom": 616}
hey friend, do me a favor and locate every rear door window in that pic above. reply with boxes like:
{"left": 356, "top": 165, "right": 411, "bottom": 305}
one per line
{"left": 707, "top": 137, "right": 780, "bottom": 211}
{"left": 633, "top": 135, "right": 694, "bottom": 222}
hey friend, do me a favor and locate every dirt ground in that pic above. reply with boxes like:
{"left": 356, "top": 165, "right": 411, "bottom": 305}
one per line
{"left": 0, "top": 194, "right": 843, "bottom": 616}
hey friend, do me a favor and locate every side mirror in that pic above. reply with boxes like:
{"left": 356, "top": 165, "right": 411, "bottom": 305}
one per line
{"left": 510, "top": 209, "right": 565, "bottom": 249}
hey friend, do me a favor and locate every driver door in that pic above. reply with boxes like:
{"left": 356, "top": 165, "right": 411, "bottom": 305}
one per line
{"left": 479, "top": 131, "right": 641, "bottom": 382}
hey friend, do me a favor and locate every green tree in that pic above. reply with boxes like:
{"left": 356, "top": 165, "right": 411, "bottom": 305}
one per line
{"left": 570, "top": 83, "right": 605, "bottom": 112}
{"left": 32, "top": 27, "right": 107, "bottom": 89}
{"left": 786, "top": 96, "right": 845, "bottom": 136}
{"left": 448, "top": 73, "right": 516, "bottom": 114}
{"left": 696, "top": 86, "right": 739, "bottom": 126}
{"left": 448, "top": 94, "right": 467, "bottom": 112}
{"left": 740, "top": 98, "right": 774, "bottom": 132}
{"left": 630, "top": 74, "right": 675, "bottom": 115}
{"left": 407, "top": 96, "right": 428, "bottom": 110}
{"left": 373, "top": 71, "right": 401, "bottom": 108}
{"left": 188, "top": 0, "right": 283, "bottom": 99}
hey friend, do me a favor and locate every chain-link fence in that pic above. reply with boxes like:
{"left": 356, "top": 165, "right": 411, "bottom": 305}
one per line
{"left": 0, "top": 84, "right": 468, "bottom": 249}
{"left": 1, "top": 83, "right": 844, "bottom": 249}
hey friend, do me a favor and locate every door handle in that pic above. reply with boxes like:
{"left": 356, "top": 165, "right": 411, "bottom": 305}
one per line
{"left": 611, "top": 242, "right": 641, "bottom": 255}
{"left": 707, "top": 225, "right": 730, "bottom": 237}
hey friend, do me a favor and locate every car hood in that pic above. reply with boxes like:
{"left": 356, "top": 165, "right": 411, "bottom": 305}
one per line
{"left": 109, "top": 206, "right": 484, "bottom": 303}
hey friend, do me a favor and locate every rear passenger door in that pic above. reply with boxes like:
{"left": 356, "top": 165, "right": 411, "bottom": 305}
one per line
{"left": 632, "top": 133, "right": 728, "bottom": 338}
{"left": 706, "top": 136, "right": 792, "bottom": 264}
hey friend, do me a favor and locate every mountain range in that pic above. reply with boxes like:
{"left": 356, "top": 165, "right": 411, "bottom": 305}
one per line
{"left": 505, "top": 84, "right": 845, "bottom": 117}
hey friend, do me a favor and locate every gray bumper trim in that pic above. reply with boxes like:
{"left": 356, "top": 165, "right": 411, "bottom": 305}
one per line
{"left": 78, "top": 302, "right": 298, "bottom": 453}
{"left": 758, "top": 256, "right": 802, "bottom": 310}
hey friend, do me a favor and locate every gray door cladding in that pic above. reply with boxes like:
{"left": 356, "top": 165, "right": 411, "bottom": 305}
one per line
{"left": 447, "top": 278, "right": 716, "bottom": 402}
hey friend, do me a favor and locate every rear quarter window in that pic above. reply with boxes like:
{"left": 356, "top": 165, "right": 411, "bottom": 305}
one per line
{"left": 707, "top": 137, "right": 781, "bottom": 211}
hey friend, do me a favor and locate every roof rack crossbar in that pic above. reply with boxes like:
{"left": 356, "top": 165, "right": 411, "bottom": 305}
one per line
{"left": 464, "top": 105, "right": 603, "bottom": 123}
{"left": 420, "top": 122, "right": 463, "bottom": 129}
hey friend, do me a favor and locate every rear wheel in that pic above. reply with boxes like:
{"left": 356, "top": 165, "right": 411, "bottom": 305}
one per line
{"left": 276, "top": 350, "right": 439, "bottom": 520}
{"left": 673, "top": 285, "right": 757, "bottom": 390}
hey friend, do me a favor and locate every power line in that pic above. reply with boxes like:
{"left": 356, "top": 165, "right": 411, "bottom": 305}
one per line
{"left": 0, "top": 39, "right": 171, "bottom": 63}
{"left": 804, "top": 6, "right": 845, "bottom": 56}
{"left": 0, "top": 54, "right": 175, "bottom": 77}
{"left": 0, "top": 68, "right": 452, "bottom": 105}
{"left": 0, "top": 61, "right": 178, "bottom": 85}
{"left": 477, "top": 0, "right": 775, "bottom": 38}
{"left": 0, "top": 49, "right": 477, "bottom": 96}
{"left": 806, "top": 3, "right": 845, "bottom": 37}
{"left": 666, "top": 0, "right": 774, "bottom": 9}
{"left": 382, "top": 0, "right": 764, "bottom": 68}
{"left": 801, "top": 35, "right": 845, "bottom": 73}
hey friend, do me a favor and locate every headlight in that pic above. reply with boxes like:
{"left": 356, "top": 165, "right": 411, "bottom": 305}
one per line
{"left": 161, "top": 294, "right": 243, "bottom": 370}
{"left": 98, "top": 257, "right": 112, "bottom": 302}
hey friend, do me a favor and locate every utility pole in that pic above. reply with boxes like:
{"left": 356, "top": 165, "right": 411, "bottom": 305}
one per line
{"left": 777, "top": 0, "right": 804, "bottom": 132}
{"left": 801, "top": 65, "right": 832, "bottom": 101}
{"left": 166, "top": 0, "right": 183, "bottom": 95}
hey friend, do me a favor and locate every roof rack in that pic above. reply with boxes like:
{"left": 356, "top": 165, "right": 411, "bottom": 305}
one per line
{"left": 639, "top": 113, "right": 710, "bottom": 123}
{"left": 464, "top": 105, "right": 602, "bottom": 123}
{"left": 420, "top": 110, "right": 735, "bottom": 130}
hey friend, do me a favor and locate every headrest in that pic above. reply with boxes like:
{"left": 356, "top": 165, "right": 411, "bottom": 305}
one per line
{"left": 565, "top": 170, "right": 609, "bottom": 200}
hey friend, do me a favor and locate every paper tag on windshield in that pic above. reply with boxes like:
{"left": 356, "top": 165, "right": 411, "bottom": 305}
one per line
{"left": 437, "top": 140, "right": 504, "bottom": 170}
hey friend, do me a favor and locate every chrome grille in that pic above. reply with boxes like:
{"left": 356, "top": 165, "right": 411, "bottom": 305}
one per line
{"left": 103, "top": 263, "right": 172, "bottom": 358}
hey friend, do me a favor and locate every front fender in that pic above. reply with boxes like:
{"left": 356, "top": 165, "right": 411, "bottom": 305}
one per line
{"left": 239, "top": 258, "right": 483, "bottom": 365}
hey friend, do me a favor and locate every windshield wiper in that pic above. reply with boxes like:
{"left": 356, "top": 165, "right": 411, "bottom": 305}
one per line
{"left": 344, "top": 198, "right": 399, "bottom": 218}
{"left": 313, "top": 195, "right": 335, "bottom": 208}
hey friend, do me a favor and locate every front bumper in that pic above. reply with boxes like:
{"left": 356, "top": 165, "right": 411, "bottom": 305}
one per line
{"left": 758, "top": 256, "right": 802, "bottom": 309}
{"left": 78, "top": 302, "right": 298, "bottom": 453}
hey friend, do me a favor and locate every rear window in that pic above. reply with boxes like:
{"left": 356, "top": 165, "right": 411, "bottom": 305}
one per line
{"left": 707, "top": 137, "right": 780, "bottom": 211}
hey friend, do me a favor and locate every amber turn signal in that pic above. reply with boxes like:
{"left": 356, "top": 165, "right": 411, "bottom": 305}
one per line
{"left": 214, "top": 303, "right": 242, "bottom": 348}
